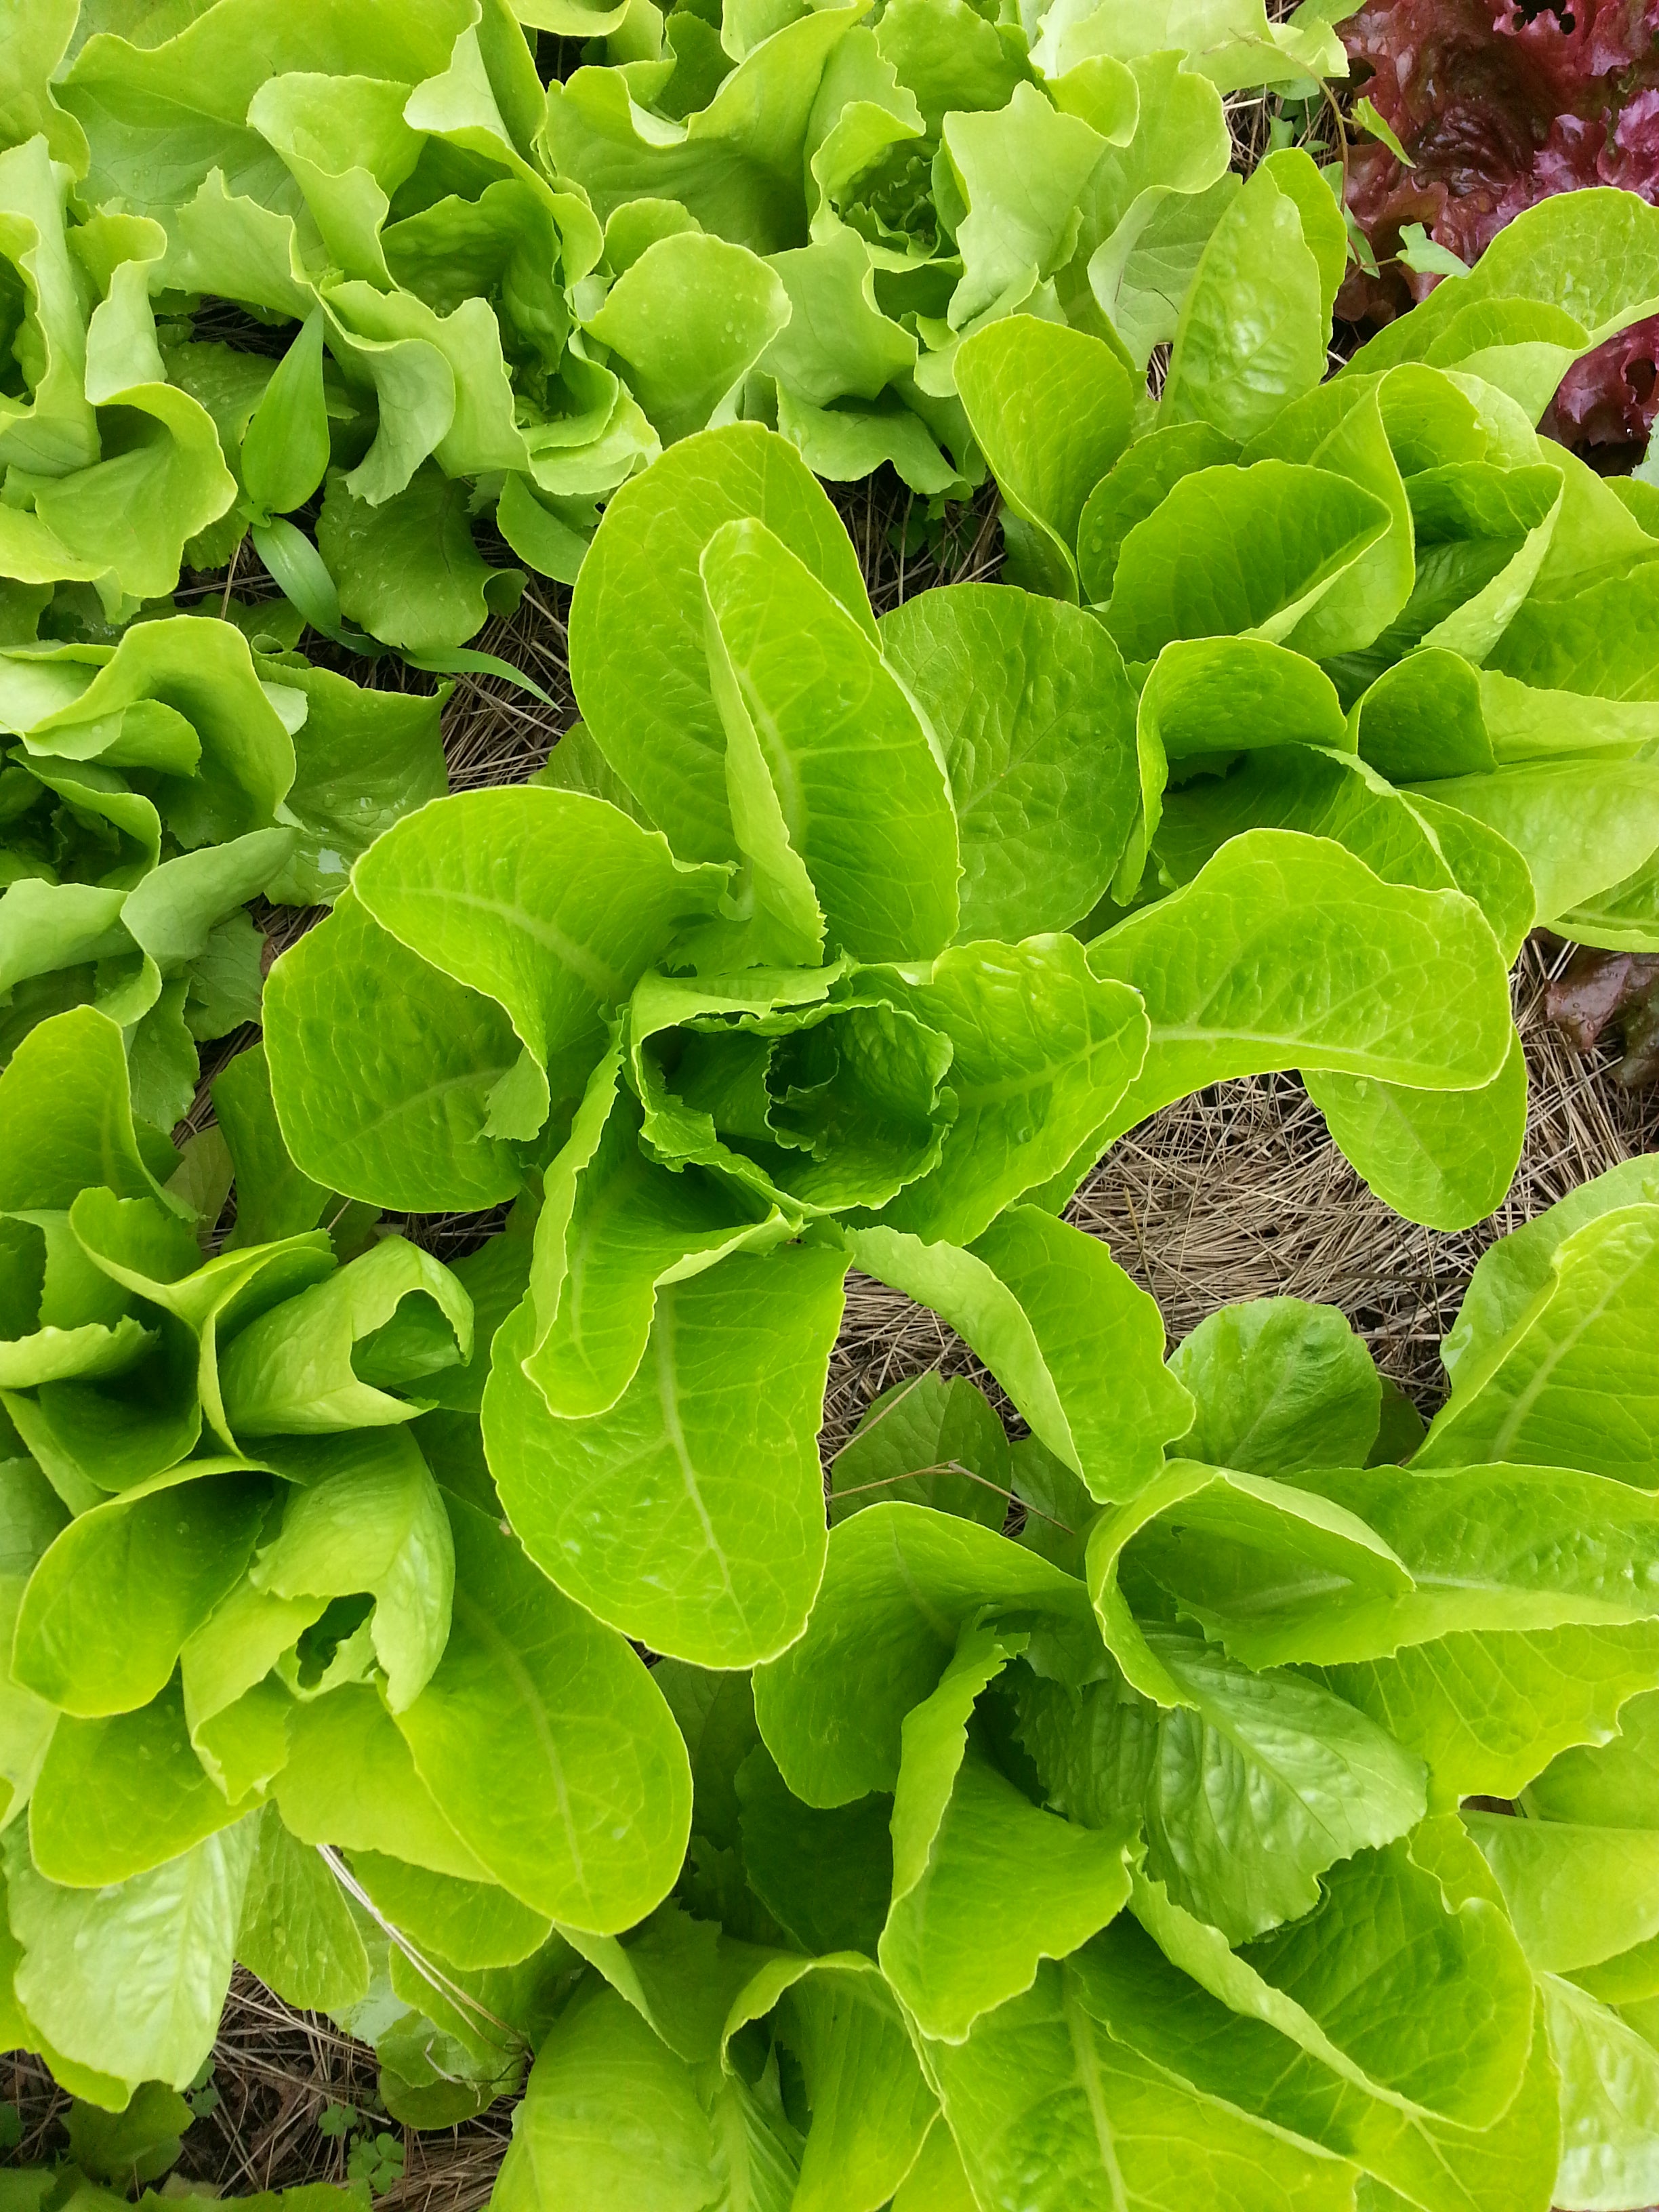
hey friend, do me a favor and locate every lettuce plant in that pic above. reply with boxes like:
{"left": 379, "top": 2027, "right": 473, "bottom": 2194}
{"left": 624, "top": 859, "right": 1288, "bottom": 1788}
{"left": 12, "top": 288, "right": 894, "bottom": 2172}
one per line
{"left": 1338, "top": 0, "right": 1659, "bottom": 452}
{"left": 0, "top": 1006, "right": 692, "bottom": 2116}
{"left": 0, "top": 131, "right": 237, "bottom": 637}
{"left": 1, "top": 0, "right": 1361, "bottom": 650}
{"left": 261, "top": 419, "right": 1515, "bottom": 1692}
{"left": 0, "top": 607, "right": 445, "bottom": 1127}
{"left": 957, "top": 180, "right": 1659, "bottom": 1227}
{"left": 483, "top": 1158, "right": 1659, "bottom": 2212}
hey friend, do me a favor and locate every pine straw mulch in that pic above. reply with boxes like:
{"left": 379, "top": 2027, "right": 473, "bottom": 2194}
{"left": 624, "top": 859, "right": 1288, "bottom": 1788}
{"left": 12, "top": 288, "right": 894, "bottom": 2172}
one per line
{"left": 31, "top": 455, "right": 1657, "bottom": 2211}
{"left": 2, "top": 1973, "right": 513, "bottom": 2211}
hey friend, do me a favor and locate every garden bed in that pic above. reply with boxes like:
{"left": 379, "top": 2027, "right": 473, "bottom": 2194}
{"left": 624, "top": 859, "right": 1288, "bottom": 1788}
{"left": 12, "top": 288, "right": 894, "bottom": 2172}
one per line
{"left": 24, "top": 480, "right": 1652, "bottom": 2212}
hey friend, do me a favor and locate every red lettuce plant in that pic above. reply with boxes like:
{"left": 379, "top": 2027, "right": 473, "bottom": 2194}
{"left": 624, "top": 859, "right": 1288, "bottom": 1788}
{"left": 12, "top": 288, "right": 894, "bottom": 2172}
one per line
{"left": 1340, "top": 0, "right": 1659, "bottom": 451}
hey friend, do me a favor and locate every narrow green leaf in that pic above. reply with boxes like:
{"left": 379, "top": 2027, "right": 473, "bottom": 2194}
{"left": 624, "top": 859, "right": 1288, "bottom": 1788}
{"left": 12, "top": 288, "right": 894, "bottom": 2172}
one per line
{"left": 569, "top": 423, "right": 875, "bottom": 866}
{"left": 700, "top": 516, "right": 959, "bottom": 960}
{"left": 240, "top": 312, "right": 330, "bottom": 522}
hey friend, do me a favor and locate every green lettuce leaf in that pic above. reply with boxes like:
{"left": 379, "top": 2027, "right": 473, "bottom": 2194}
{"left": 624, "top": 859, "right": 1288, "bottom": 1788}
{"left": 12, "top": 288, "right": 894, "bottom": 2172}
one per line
{"left": 1086, "top": 829, "right": 1513, "bottom": 1134}
{"left": 828, "top": 1370, "right": 1011, "bottom": 1530}
{"left": 699, "top": 514, "right": 960, "bottom": 960}
{"left": 1416, "top": 1204, "right": 1659, "bottom": 1483}
{"left": 851, "top": 1207, "right": 1192, "bottom": 1502}
{"left": 1160, "top": 155, "right": 1332, "bottom": 447}
{"left": 1528, "top": 1688, "right": 1659, "bottom": 1828}
{"left": 483, "top": 1244, "right": 846, "bottom": 1668}
{"left": 1082, "top": 1908, "right": 1563, "bottom": 2212}
{"left": 234, "top": 1806, "right": 371, "bottom": 2013}
{"left": 584, "top": 231, "right": 790, "bottom": 444}
{"left": 12, "top": 1471, "right": 268, "bottom": 1717}
{"left": 1103, "top": 463, "right": 1392, "bottom": 661}
{"left": 1467, "top": 1811, "right": 1659, "bottom": 1980}
{"left": 954, "top": 316, "right": 1136, "bottom": 597}
{"left": 878, "top": 582, "right": 1143, "bottom": 938}
{"left": 393, "top": 1496, "right": 693, "bottom": 1931}
{"left": 927, "top": 1953, "right": 1359, "bottom": 2212}
{"left": 4, "top": 1814, "right": 257, "bottom": 2097}
{"left": 28, "top": 1676, "right": 260, "bottom": 1887}
{"left": 569, "top": 423, "right": 874, "bottom": 865}
{"left": 1128, "top": 1826, "right": 1534, "bottom": 2130}
{"left": 1545, "top": 1973, "right": 1659, "bottom": 2212}
{"left": 247, "top": 1429, "right": 454, "bottom": 1711}
{"left": 1168, "top": 1298, "right": 1382, "bottom": 1474}
{"left": 753, "top": 1500, "right": 1094, "bottom": 1805}
{"left": 880, "top": 1624, "right": 1134, "bottom": 2040}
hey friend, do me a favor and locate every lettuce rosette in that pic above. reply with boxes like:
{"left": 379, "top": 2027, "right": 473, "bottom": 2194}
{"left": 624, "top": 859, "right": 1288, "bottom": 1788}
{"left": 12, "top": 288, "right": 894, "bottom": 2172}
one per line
{"left": 263, "top": 422, "right": 1512, "bottom": 1679}
{"left": 956, "top": 181, "right": 1659, "bottom": 1227}
{"left": 1, "top": 609, "right": 445, "bottom": 1125}
{"left": 8, "top": 0, "right": 601, "bottom": 648}
{"left": 486, "top": 1163, "right": 1659, "bottom": 2212}
{"left": 0, "top": 1008, "right": 691, "bottom": 2118}
{"left": 0, "top": 131, "right": 235, "bottom": 628}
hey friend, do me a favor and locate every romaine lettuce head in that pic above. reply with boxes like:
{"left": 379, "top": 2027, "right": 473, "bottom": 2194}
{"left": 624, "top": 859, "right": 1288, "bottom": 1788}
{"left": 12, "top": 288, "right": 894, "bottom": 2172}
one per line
{"left": 262, "top": 424, "right": 1520, "bottom": 1685}
{"left": 480, "top": 1170, "right": 1659, "bottom": 2209}
{"left": 0, "top": 610, "right": 445, "bottom": 1122}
